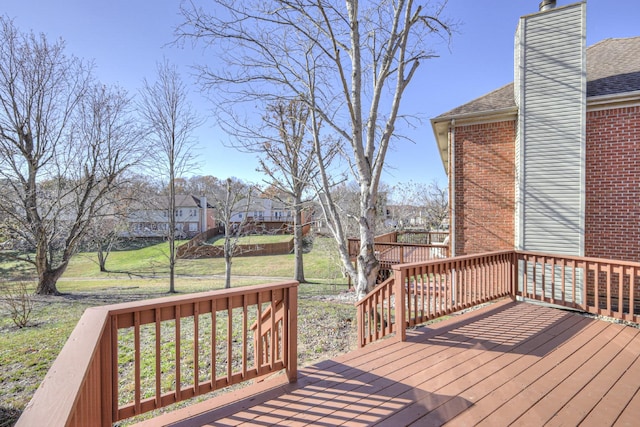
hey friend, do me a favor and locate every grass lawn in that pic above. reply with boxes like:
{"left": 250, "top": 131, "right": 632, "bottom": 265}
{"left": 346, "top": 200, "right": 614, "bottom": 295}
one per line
{"left": 0, "top": 237, "right": 352, "bottom": 426}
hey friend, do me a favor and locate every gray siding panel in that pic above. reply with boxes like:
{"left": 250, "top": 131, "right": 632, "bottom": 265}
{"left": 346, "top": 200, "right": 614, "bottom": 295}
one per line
{"left": 517, "top": 3, "right": 586, "bottom": 256}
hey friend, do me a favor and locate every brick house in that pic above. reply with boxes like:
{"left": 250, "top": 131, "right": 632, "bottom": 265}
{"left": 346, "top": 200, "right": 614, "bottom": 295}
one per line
{"left": 126, "top": 195, "right": 215, "bottom": 238}
{"left": 431, "top": 2, "right": 640, "bottom": 262}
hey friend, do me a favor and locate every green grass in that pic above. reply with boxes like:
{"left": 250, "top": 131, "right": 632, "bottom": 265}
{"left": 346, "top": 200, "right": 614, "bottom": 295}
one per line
{"left": 0, "top": 236, "right": 346, "bottom": 292}
{"left": 0, "top": 236, "right": 352, "bottom": 426}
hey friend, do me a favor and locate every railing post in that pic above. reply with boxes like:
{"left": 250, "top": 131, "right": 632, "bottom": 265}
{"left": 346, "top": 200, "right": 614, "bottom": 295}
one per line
{"left": 100, "top": 315, "right": 114, "bottom": 426}
{"left": 511, "top": 251, "right": 519, "bottom": 301}
{"left": 286, "top": 284, "right": 298, "bottom": 383}
{"left": 357, "top": 303, "right": 364, "bottom": 348}
{"left": 394, "top": 266, "right": 406, "bottom": 342}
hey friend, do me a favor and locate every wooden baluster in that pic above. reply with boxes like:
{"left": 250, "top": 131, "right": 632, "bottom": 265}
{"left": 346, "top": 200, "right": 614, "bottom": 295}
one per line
{"left": 175, "top": 305, "right": 181, "bottom": 402}
{"left": 155, "top": 308, "right": 161, "bottom": 409}
{"left": 211, "top": 299, "right": 217, "bottom": 390}
{"left": 193, "top": 302, "right": 199, "bottom": 394}
{"left": 134, "top": 311, "right": 141, "bottom": 414}
{"left": 227, "top": 298, "right": 232, "bottom": 384}
{"left": 242, "top": 294, "right": 247, "bottom": 379}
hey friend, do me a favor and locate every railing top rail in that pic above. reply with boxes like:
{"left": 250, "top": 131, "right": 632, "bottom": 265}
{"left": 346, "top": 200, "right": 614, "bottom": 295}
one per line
{"left": 515, "top": 250, "right": 640, "bottom": 269}
{"left": 374, "top": 241, "right": 448, "bottom": 248}
{"left": 102, "top": 281, "right": 299, "bottom": 315}
{"left": 397, "top": 230, "right": 449, "bottom": 235}
{"left": 354, "top": 276, "right": 394, "bottom": 308}
{"left": 391, "top": 249, "right": 515, "bottom": 271}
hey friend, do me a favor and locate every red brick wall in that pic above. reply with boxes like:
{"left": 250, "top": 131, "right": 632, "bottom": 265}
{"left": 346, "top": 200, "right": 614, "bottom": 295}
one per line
{"left": 585, "top": 106, "right": 640, "bottom": 262}
{"left": 453, "top": 121, "right": 516, "bottom": 255}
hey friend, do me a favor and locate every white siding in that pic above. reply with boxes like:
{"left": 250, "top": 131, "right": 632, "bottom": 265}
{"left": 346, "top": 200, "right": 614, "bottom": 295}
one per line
{"left": 516, "top": 3, "right": 586, "bottom": 256}
{"left": 514, "top": 23, "right": 523, "bottom": 250}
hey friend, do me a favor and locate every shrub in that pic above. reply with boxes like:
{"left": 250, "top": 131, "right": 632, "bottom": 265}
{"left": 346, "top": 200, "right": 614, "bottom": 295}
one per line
{"left": 1, "top": 280, "right": 34, "bottom": 328}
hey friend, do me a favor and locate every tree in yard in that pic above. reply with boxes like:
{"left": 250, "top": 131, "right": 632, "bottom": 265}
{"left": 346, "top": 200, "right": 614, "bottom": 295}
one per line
{"left": 209, "top": 178, "right": 254, "bottom": 289}
{"left": 138, "top": 60, "right": 202, "bottom": 293}
{"left": 259, "top": 100, "right": 326, "bottom": 283}
{"left": 423, "top": 180, "right": 448, "bottom": 230}
{"left": 237, "top": 99, "right": 327, "bottom": 283}
{"left": 0, "top": 17, "right": 146, "bottom": 294}
{"left": 390, "top": 179, "right": 448, "bottom": 230}
{"left": 81, "top": 188, "right": 137, "bottom": 272}
{"left": 178, "top": 0, "right": 453, "bottom": 299}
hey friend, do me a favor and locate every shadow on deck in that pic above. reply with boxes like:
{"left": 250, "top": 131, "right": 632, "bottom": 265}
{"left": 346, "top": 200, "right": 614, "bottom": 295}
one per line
{"left": 139, "top": 299, "right": 640, "bottom": 426}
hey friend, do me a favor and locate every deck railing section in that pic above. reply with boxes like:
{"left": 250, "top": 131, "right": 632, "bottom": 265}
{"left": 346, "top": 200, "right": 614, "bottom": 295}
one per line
{"left": 348, "top": 232, "right": 450, "bottom": 274}
{"left": 17, "top": 281, "right": 298, "bottom": 427}
{"left": 400, "top": 251, "right": 514, "bottom": 331}
{"left": 356, "top": 251, "right": 640, "bottom": 346}
{"left": 355, "top": 251, "right": 514, "bottom": 347}
{"left": 355, "top": 277, "right": 395, "bottom": 347}
{"left": 396, "top": 230, "right": 449, "bottom": 245}
{"left": 516, "top": 251, "right": 640, "bottom": 323}
{"left": 357, "top": 250, "right": 640, "bottom": 348}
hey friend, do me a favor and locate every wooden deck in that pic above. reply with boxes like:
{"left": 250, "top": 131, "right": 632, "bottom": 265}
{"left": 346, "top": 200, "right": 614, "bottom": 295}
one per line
{"left": 136, "top": 299, "right": 640, "bottom": 426}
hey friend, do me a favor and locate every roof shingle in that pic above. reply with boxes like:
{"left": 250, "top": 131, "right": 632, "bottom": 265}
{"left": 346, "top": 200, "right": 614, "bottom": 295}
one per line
{"left": 435, "top": 36, "right": 640, "bottom": 120}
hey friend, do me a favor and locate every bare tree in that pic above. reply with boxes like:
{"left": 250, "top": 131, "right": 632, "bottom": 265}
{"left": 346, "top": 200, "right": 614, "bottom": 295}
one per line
{"left": 423, "top": 180, "right": 448, "bottom": 230}
{"left": 138, "top": 60, "right": 201, "bottom": 293}
{"left": 257, "top": 99, "right": 321, "bottom": 283}
{"left": 389, "top": 180, "right": 428, "bottom": 230}
{"left": 0, "top": 17, "right": 146, "bottom": 294}
{"left": 178, "top": 0, "right": 452, "bottom": 299}
{"left": 82, "top": 188, "right": 135, "bottom": 272}
{"left": 389, "top": 179, "right": 448, "bottom": 230}
{"left": 209, "top": 178, "right": 254, "bottom": 288}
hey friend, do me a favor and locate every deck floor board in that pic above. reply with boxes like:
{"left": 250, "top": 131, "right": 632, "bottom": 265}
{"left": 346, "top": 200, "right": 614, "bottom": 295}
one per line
{"left": 135, "top": 299, "right": 640, "bottom": 427}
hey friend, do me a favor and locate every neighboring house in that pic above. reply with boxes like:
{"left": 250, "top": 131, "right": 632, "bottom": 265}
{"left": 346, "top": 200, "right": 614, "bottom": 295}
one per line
{"left": 126, "top": 195, "right": 215, "bottom": 238}
{"left": 229, "top": 197, "right": 293, "bottom": 223}
{"left": 228, "top": 195, "right": 316, "bottom": 236}
{"left": 431, "top": 2, "right": 640, "bottom": 262}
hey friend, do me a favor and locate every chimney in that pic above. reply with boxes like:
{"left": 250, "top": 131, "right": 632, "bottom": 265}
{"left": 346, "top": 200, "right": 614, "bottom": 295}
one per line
{"left": 539, "top": 0, "right": 556, "bottom": 11}
{"left": 200, "top": 195, "right": 208, "bottom": 232}
{"left": 514, "top": 2, "right": 586, "bottom": 257}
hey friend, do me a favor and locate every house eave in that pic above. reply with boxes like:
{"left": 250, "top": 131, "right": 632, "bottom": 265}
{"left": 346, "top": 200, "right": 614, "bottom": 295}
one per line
{"left": 432, "top": 89, "right": 640, "bottom": 174}
{"left": 431, "top": 106, "right": 518, "bottom": 173}
{"left": 587, "top": 90, "right": 640, "bottom": 111}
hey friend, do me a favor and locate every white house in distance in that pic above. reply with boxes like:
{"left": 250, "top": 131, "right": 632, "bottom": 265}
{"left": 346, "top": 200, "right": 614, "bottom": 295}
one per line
{"left": 126, "top": 195, "right": 215, "bottom": 238}
{"left": 229, "top": 196, "right": 293, "bottom": 223}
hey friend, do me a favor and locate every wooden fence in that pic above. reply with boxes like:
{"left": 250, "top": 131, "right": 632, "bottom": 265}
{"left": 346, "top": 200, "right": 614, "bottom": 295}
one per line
{"left": 17, "top": 282, "right": 298, "bottom": 426}
{"left": 176, "top": 227, "right": 222, "bottom": 258}
{"left": 178, "top": 238, "right": 294, "bottom": 259}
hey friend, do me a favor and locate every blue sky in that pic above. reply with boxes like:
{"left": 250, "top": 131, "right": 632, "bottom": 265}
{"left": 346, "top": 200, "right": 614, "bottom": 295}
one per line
{"left": 4, "top": 1, "right": 640, "bottom": 187}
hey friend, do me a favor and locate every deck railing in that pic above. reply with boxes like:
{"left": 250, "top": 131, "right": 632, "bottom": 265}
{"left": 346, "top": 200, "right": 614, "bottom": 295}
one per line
{"left": 355, "top": 250, "right": 514, "bottom": 347}
{"left": 17, "top": 281, "right": 298, "bottom": 427}
{"left": 348, "top": 231, "right": 450, "bottom": 270}
{"left": 516, "top": 251, "right": 640, "bottom": 322}
{"left": 19, "top": 249, "right": 640, "bottom": 424}
{"left": 356, "top": 250, "right": 640, "bottom": 347}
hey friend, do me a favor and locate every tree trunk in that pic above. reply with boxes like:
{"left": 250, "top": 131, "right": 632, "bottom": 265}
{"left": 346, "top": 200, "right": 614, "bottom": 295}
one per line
{"left": 35, "top": 261, "right": 68, "bottom": 296}
{"left": 97, "top": 247, "right": 107, "bottom": 272}
{"left": 169, "top": 168, "right": 177, "bottom": 294}
{"left": 169, "top": 262, "right": 176, "bottom": 293}
{"left": 293, "top": 199, "right": 306, "bottom": 283}
{"left": 224, "top": 252, "right": 232, "bottom": 289}
{"left": 354, "top": 191, "right": 379, "bottom": 300}
{"left": 224, "top": 230, "right": 232, "bottom": 288}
